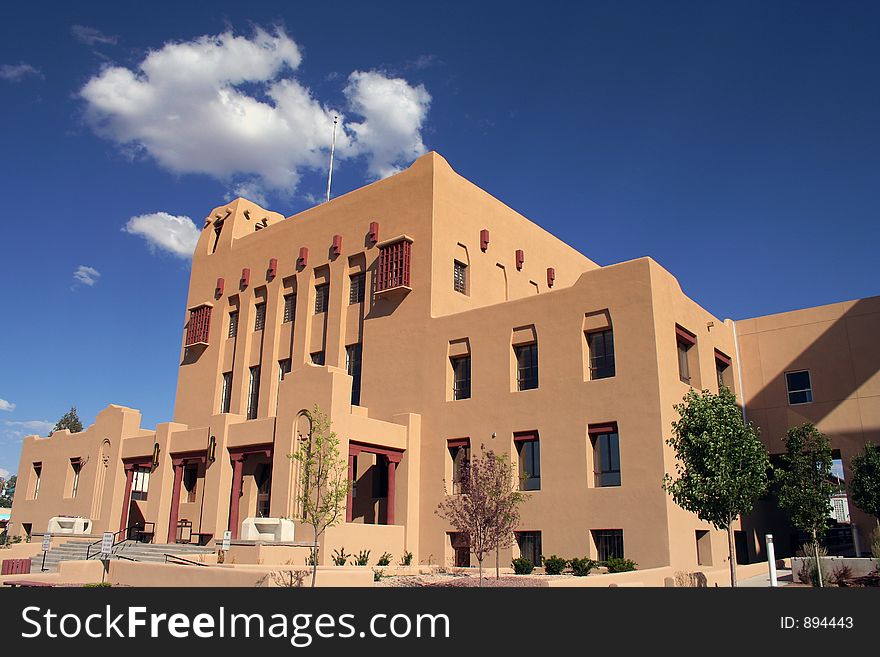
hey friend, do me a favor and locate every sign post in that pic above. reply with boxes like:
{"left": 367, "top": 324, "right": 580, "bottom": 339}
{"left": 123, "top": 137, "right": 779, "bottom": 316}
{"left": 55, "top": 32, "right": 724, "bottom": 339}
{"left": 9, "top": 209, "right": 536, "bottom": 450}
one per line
{"left": 99, "top": 531, "right": 114, "bottom": 583}
{"left": 219, "top": 530, "right": 231, "bottom": 563}
{"left": 40, "top": 533, "right": 51, "bottom": 572}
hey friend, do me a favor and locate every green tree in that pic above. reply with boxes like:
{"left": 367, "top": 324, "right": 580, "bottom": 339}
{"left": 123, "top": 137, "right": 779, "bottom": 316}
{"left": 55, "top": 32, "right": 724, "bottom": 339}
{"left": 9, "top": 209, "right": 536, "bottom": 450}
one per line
{"left": 663, "top": 387, "right": 770, "bottom": 587}
{"left": 50, "top": 407, "right": 83, "bottom": 436}
{"left": 850, "top": 443, "right": 880, "bottom": 529}
{"left": 289, "top": 405, "right": 351, "bottom": 587}
{"left": 776, "top": 424, "right": 834, "bottom": 587}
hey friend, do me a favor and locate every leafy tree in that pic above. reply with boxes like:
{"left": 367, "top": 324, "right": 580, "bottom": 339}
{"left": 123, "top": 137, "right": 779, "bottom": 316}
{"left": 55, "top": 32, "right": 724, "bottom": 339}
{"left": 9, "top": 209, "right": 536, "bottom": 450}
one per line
{"left": 50, "top": 407, "right": 83, "bottom": 436}
{"left": 663, "top": 387, "right": 770, "bottom": 587}
{"left": 0, "top": 475, "right": 16, "bottom": 507}
{"left": 776, "top": 424, "right": 834, "bottom": 588}
{"left": 850, "top": 443, "right": 880, "bottom": 528}
{"left": 436, "top": 449, "right": 528, "bottom": 585}
{"left": 289, "top": 405, "right": 351, "bottom": 587}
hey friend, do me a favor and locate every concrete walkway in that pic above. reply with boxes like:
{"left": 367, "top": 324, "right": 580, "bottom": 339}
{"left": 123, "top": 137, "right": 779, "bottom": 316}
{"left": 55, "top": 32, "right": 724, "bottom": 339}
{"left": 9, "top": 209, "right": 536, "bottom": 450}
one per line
{"left": 737, "top": 568, "right": 793, "bottom": 587}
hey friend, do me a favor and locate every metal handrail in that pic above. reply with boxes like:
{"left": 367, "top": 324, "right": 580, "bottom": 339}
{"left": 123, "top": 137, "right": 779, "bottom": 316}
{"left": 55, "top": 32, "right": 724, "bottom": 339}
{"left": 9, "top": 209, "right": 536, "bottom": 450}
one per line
{"left": 164, "top": 553, "right": 208, "bottom": 567}
{"left": 85, "top": 523, "right": 153, "bottom": 560}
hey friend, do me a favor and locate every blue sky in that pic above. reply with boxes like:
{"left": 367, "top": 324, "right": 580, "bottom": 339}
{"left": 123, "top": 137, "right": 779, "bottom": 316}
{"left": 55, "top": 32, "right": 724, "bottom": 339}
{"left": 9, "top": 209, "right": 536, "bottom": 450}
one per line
{"left": 1, "top": 1, "right": 878, "bottom": 477}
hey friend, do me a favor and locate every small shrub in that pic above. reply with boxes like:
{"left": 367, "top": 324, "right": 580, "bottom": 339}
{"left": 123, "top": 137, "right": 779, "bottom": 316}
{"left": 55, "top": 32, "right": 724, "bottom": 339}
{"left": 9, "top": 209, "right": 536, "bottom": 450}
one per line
{"left": 306, "top": 548, "right": 317, "bottom": 566}
{"left": 871, "top": 527, "right": 880, "bottom": 561}
{"left": 511, "top": 557, "right": 534, "bottom": 575}
{"left": 373, "top": 569, "right": 385, "bottom": 582}
{"left": 353, "top": 549, "right": 371, "bottom": 566}
{"left": 399, "top": 551, "right": 413, "bottom": 566}
{"left": 332, "top": 547, "right": 351, "bottom": 566}
{"left": 543, "top": 555, "right": 567, "bottom": 575}
{"left": 796, "top": 542, "right": 830, "bottom": 587}
{"left": 377, "top": 552, "right": 392, "bottom": 566}
{"left": 569, "top": 557, "right": 596, "bottom": 577}
{"left": 830, "top": 564, "right": 853, "bottom": 587}
{"left": 605, "top": 557, "right": 637, "bottom": 573}
{"left": 83, "top": 582, "right": 112, "bottom": 587}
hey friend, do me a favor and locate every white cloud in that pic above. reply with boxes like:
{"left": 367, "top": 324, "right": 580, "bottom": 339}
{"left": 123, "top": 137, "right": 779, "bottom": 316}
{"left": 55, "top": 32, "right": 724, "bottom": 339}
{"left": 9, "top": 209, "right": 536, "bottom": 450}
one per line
{"left": 0, "top": 62, "right": 43, "bottom": 82}
{"left": 0, "top": 468, "right": 9, "bottom": 479}
{"left": 71, "top": 25, "right": 118, "bottom": 46}
{"left": 79, "top": 27, "right": 430, "bottom": 197}
{"left": 123, "top": 211, "right": 200, "bottom": 258}
{"left": 73, "top": 265, "right": 101, "bottom": 286}
{"left": 0, "top": 399, "right": 15, "bottom": 412}
{"left": 3, "top": 420, "right": 54, "bottom": 435}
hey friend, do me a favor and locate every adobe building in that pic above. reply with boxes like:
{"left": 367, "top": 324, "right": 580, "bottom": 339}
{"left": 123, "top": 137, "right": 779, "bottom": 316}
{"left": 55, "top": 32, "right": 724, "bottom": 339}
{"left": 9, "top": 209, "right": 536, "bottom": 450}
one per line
{"left": 8, "top": 152, "right": 879, "bottom": 569}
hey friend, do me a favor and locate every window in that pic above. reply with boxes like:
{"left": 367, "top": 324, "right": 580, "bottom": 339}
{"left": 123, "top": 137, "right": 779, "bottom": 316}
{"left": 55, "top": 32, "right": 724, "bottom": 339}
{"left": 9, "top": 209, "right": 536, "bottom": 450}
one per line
{"left": 131, "top": 466, "right": 150, "bottom": 501}
{"left": 282, "top": 294, "right": 295, "bottom": 323}
{"left": 696, "top": 530, "right": 712, "bottom": 566}
{"left": 516, "top": 531, "right": 543, "bottom": 566}
{"left": 346, "top": 344, "right": 362, "bottom": 406}
{"left": 453, "top": 260, "right": 467, "bottom": 294}
{"left": 228, "top": 311, "right": 239, "bottom": 338}
{"left": 515, "top": 433, "right": 541, "bottom": 491}
{"left": 587, "top": 329, "right": 615, "bottom": 379}
{"left": 70, "top": 459, "right": 81, "bottom": 498}
{"left": 515, "top": 343, "right": 539, "bottom": 390}
{"left": 349, "top": 273, "right": 366, "bottom": 304}
{"left": 676, "top": 325, "right": 696, "bottom": 384}
{"left": 376, "top": 238, "right": 412, "bottom": 292}
{"left": 311, "top": 351, "right": 325, "bottom": 366}
{"left": 185, "top": 305, "right": 212, "bottom": 346}
{"left": 315, "top": 284, "right": 329, "bottom": 313}
{"left": 184, "top": 465, "right": 198, "bottom": 503}
{"left": 448, "top": 439, "right": 470, "bottom": 495}
{"left": 450, "top": 355, "right": 471, "bottom": 400}
{"left": 32, "top": 463, "right": 42, "bottom": 500}
{"left": 590, "top": 424, "right": 620, "bottom": 487}
{"left": 220, "top": 372, "right": 232, "bottom": 413}
{"left": 247, "top": 365, "right": 260, "bottom": 419}
{"left": 592, "top": 529, "right": 624, "bottom": 561}
{"left": 715, "top": 350, "right": 732, "bottom": 391}
{"left": 785, "top": 370, "right": 813, "bottom": 405}
{"left": 278, "top": 359, "right": 292, "bottom": 382}
{"left": 254, "top": 302, "right": 266, "bottom": 331}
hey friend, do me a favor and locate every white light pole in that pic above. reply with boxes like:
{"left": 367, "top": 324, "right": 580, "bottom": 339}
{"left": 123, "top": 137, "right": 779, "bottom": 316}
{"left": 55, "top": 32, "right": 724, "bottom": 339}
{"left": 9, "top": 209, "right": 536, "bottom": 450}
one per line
{"left": 326, "top": 115, "right": 338, "bottom": 203}
{"left": 766, "top": 534, "right": 778, "bottom": 587}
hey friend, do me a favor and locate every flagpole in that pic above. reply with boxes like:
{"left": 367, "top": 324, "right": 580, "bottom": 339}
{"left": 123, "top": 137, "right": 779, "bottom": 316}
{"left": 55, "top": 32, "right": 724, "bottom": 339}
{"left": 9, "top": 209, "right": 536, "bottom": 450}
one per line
{"left": 326, "top": 115, "right": 338, "bottom": 202}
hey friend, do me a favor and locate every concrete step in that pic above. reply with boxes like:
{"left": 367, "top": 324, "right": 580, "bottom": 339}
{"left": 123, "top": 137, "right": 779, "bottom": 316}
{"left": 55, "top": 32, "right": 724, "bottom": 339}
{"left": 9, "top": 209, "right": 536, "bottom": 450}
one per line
{"left": 34, "top": 539, "right": 216, "bottom": 572}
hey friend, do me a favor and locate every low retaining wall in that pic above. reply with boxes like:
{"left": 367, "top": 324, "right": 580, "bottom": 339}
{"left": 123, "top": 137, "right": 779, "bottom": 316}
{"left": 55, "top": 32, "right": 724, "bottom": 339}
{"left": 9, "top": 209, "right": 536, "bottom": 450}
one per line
{"left": 791, "top": 556, "right": 878, "bottom": 580}
{"left": 542, "top": 561, "right": 773, "bottom": 587}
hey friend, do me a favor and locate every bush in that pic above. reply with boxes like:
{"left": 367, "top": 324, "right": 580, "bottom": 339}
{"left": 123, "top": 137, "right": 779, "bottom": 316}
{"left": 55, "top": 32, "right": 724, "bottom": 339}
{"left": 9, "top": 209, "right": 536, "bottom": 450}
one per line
{"left": 871, "top": 527, "right": 880, "bottom": 561}
{"left": 399, "top": 550, "right": 413, "bottom": 566}
{"left": 83, "top": 582, "right": 112, "bottom": 587}
{"left": 377, "top": 552, "right": 392, "bottom": 566}
{"left": 511, "top": 557, "right": 534, "bottom": 575}
{"left": 796, "top": 542, "right": 830, "bottom": 587}
{"left": 354, "top": 549, "right": 371, "bottom": 566}
{"left": 543, "top": 555, "right": 567, "bottom": 575}
{"left": 604, "top": 557, "right": 637, "bottom": 573}
{"left": 569, "top": 557, "right": 596, "bottom": 577}
{"left": 830, "top": 564, "right": 853, "bottom": 587}
{"left": 332, "top": 547, "right": 351, "bottom": 566}
{"left": 373, "top": 569, "right": 385, "bottom": 582}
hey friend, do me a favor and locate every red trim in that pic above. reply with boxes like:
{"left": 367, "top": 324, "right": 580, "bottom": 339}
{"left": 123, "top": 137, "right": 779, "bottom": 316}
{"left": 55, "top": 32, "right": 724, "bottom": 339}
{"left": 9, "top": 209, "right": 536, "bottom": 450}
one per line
{"left": 386, "top": 458, "right": 397, "bottom": 525}
{"left": 513, "top": 432, "right": 538, "bottom": 443}
{"left": 215, "top": 277, "right": 225, "bottom": 299}
{"left": 228, "top": 444, "right": 273, "bottom": 459}
{"left": 546, "top": 267, "right": 555, "bottom": 288}
{"left": 368, "top": 221, "right": 380, "bottom": 243}
{"left": 122, "top": 457, "right": 152, "bottom": 467}
{"left": 446, "top": 438, "right": 470, "bottom": 449}
{"left": 119, "top": 468, "right": 135, "bottom": 533}
{"left": 240, "top": 268, "right": 250, "bottom": 289}
{"left": 298, "top": 246, "right": 309, "bottom": 268}
{"left": 516, "top": 249, "right": 524, "bottom": 270}
{"left": 348, "top": 440, "right": 404, "bottom": 463}
{"left": 714, "top": 349, "right": 732, "bottom": 366}
{"left": 480, "top": 229, "right": 490, "bottom": 252}
{"left": 675, "top": 325, "right": 696, "bottom": 346}
{"left": 267, "top": 258, "right": 277, "bottom": 280}
{"left": 167, "top": 463, "right": 185, "bottom": 543}
{"left": 228, "top": 457, "right": 244, "bottom": 539}
{"left": 376, "top": 239, "right": 412, "bottom": 292}
{"left": 588, "top": 422, "right": 618, "bottom": 435}
{"left": 170, "top": 450, "right": 208, "bottom": 466}
{"left": 332, "top": 234, "right": 343, "bottom": 257}
{"left": 185, "top": 305, "right": 212, "bottom": 346}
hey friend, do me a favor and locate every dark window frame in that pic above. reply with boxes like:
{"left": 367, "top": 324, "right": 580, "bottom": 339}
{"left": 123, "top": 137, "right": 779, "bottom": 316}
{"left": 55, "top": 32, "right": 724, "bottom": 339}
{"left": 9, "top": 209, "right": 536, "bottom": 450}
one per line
{"left": 315, "top": 284, "right": 330, "bottom": 314}
{"left": 592, "top": 529, "right": 624, "bottom": 562}
{"left": 785, "top": 370, "right": 813, "bottom": 405}
{"left": 453, "top": 260, "right": 467, "bottom": 294}
{"left": 587, "top": 329, "right": 616, "bottom": 380}
{"left": 349, "top": 273, "right": 366, "bottom": 305}
{"left": 282, "top": 294, "right": 296, "bottom": 323}
{"left": 451, "top": 355, "right": 471, "bottom": 400}
{"left": 591, "top": 427, "right": 621, "bottom": 487}
{"left": 515, "top": 342, "right": 539, "bottom": 391}
{"left": 515, "top": 434, "right": 541, "bottom": 491}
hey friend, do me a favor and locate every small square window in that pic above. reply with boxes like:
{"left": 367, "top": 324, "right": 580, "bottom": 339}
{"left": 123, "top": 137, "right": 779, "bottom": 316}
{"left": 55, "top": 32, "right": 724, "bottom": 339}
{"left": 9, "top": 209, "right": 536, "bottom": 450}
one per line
{"left": 785, "top": 370, "right": 813, "bottom": 405}
{"left": 453, "top": 260, "right": 467, "bottom": 294}
{"left": 592, "top": 529, "right": 624, "bottom": 561}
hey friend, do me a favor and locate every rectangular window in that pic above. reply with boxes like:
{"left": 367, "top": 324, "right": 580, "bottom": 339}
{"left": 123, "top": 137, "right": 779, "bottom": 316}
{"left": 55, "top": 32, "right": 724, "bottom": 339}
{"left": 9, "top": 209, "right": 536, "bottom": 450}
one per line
{"left": 676, "top": 325, "right": 696, "bottom": 384}
{"left": 282, "top": 294, "right": 295, "bottom": 323}
{"left": 346, "top": 343, "right": 362, "bottom": 406}
{"left": 590, "top": 425, "right": 621, "bottom": 487}
{"left": 592, "top": 529, "right": 624, "bottom": 561}
{"left": 715, "top": 350, "right": 732, "bottom": 391}
{"left": 588, "top": 329, "right": 615, "bottom": 379}
{"left": 516, "top": 531, "right": 543, "bottom": 566}
{"left": 349, "top": 273, "right": 366, "bottom": 305}
{"left": 785, "top": 370, "right": 813, "bottom": 405}
{"left": 70, "top": 459, "right": 81, "bottom": 498}
{"left": 184, "top": 465, "right": 198, "bottom": 504}
{"left": 247, "top": 365, "right": 260, "bottom": 419}
{"left": 376, "top": 238, "right": 412, "bottom": 292}
{"left": 451, "top": 355, "right": 471, "bottom": 400}
{"left": 453, "top": 260, "right": 467, "bottom": 294}
{"left": 278, "top": 359, "right": 292, "bottom": 382}
{"left": 254, "top": 302, "right": 266, "bottom": 331}
{"left": 315, "top": 284, "right": 329, "bottom": 313}
{"left": 131, "top": 466, "right": 150, "bottom": 502}
{"left": 448, "top": 439, "right": 470, "bottom": 495}
{"left": 515, "top": 343, "right": 539, "bottom": 391}
{"left": 515, "top": 433, "right": 541, "bottom": 491}
{"left": 220, "top": 372, "right": 232, "bottom": 413}
{"left": 185, "top": 305, "right": 212, "bottom": 346}
{"left": 32, "top": 463, "right": 42, "bottom": 500}
{"left": 228, "top": 311, "right": 239, "bottom": 338}
{"left": 311, "top": 351, "right": 325, "bottom": 366}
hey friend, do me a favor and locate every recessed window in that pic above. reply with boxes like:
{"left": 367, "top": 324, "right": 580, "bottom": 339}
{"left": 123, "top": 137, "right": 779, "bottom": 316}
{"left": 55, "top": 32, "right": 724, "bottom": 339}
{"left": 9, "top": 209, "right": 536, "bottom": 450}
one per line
{"left": 311, "top": 351, "right": 325, "bottom": 366}
{"left": 220, "top": 372, "right": 232, "bottom": 413}
{"left": 70, "top": 459, "right": 82, "bottom": 498}
{"left": 676, "top": 325, "right": 697, "bottom": 385}
{"left": 131, "top": 466, "right": 150, "bottom": 502}
{"left": 516, "top": 531, "right": 543, "bottom": 566}
{"left": 587, "top": 329, "right": 615, "bottom": 380}
{"left": 278, "top": 359, "right": 292, "bottom": 382}
{"left": 349, "top": 273, "right": 366, "bottom": 305}
{"left": 515, "top": 343, "right": 539, "bottom": 391}
{"left": 515, "top": 433, "right": 541, "bottom": 491}
{"left": 346, "top": 344, "right": 362, "bottom": 406}
{"left": 785, "top": 370, "right": 813, "bottom": 405}
{"left": 184, "top": 465, "right": 198, "bottom": 504}
{"left": 247, "top": 365, "right": 260, "bottom": 419}
{"left": 453, "top": 260, "right": 467, "bottom": 294}
{"left": 715, "top": 350, "right": 732, "bottom": 391}
{"left": 32, "top": 463, "right": 42, "bottom": 500}
{"left": 254, "top": 302, "right": 266, "bottom": 331}
{"left": 696, "top": 530, "right": 713, "bottom": 566}
{"left": 228, "top": 311, "right": 239, "bottom": 338}
{"left": 450, "top": 355, "right": 471, "bottom": 400}
{"left": 592, "top": 529, "right": 624, "bottom": 561}
{"left": 315, "top": 283, "right": 330, "bottom": 314}
{"left": 448, "top": 439, "right": 470, "bottom": 495}
{"left": 282, "top": 294, "right": 295, "bottom": 323}
{"left": 590, "top": 424, "right": 620, "bottom": 487}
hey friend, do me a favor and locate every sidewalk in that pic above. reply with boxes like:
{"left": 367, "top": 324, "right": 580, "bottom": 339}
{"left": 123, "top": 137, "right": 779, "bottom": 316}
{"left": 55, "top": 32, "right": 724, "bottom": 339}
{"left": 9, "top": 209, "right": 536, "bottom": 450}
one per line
{"left": 737, "top": 569, "right": 793, "bottom": 587}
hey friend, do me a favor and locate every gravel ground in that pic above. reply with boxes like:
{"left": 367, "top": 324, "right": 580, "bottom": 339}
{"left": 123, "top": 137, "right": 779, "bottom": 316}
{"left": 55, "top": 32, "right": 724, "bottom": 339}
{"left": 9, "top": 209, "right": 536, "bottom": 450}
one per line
{"left": 376, "top": 573, "right": 566, "bottom": 587}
